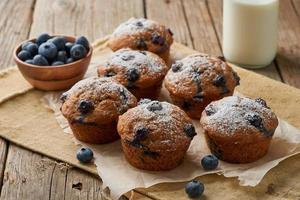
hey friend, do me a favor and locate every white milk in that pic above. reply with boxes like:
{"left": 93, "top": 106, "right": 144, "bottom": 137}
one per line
{"left": 223, "top": 0, "right": 279, "bottom": 68}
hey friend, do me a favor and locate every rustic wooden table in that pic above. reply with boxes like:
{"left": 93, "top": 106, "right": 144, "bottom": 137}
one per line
{"left": 0, "top": 0, "right": 300, "bottom": 199}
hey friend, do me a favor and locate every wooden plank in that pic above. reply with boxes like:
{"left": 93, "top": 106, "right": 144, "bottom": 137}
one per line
{"left": 49, "top": 163, "right": 68, "bottom": 200}
{"left": 0, "top": 0, "right": 35, "bottom": 68}
{"left": 146, "top": 0, "right": 193, "bottom": 47}
{"left": 182, "top": 0, "right": 221, "bottom": 55}
{"left": 275, "top": 0, "right": 300, "bottom": 88}
{"left": 0, "top": 145, "right": 56, "bottom": 200}
{"left": 207, "top": 0, "right": 282, "bottom": 81}
{"left": 0, "top": 139, "right": 8, "bottom": 195}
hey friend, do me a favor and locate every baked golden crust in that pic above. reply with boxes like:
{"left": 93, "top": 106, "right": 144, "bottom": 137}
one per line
{"left": 117, "top": 100, "right": 196, "bottom": 170}
{"left": 200, "top": 96, "right": 278, "bottom": 163}
{"left": 97, "top": 49, "right": 168, "bottom": 100}
{"left": 60, "top": 77, "right": 137, "bottom": 144}
{"left": 164, "top": 53, "right": 240, "bottom": 119}
{"left": 108, "top": 18, "right": 173, "bottom": 64}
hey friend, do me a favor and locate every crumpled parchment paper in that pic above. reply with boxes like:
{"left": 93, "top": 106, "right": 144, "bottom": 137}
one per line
{"left": 41, "top": 51, "right": 300, "bottom": 199}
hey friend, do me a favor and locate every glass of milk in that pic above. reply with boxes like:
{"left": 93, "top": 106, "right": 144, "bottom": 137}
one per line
{"left": 223, "top": 0, "right": 279, "bottom": 68}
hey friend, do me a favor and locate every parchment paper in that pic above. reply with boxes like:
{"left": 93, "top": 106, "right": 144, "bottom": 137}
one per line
{"left": 42, "top": 56, "right": 300, "bottom": 199}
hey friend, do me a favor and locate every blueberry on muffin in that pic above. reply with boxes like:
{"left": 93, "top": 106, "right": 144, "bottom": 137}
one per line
{"left": 60, "top": 77, "right": 137, "bottom": 144}
{"left": 108, "top": 18, "right": 174, "bottom": 65}
{"left": 164, "top": 53, "right": 240, "bottom": 119}
{"left": 98, "top": 48, "right": 168, "bottom": 100}
{"left": 200, "top": 96, "right": 278, "bottom": 163}
{"left": 117, "top": 100, "right": 196, "bottom": 171}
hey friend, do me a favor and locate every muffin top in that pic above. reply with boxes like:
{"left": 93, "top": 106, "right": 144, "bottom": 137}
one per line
{"left": 200, "top": 96, "right": 278, "bottom": 141}
{"left": 108, "top": 18, "right": 173, "bottom": 54}
{"left": 60, "top": 77, "right": 137, "bottom": 125}
{"left": 117, "top": 99, "right": 196, "bottom": 152}
{"left": 164, "top": 54, "right": 240, "bottom": 101}
{"left": 97, "top": 48, "right": 168, "bottom": 88}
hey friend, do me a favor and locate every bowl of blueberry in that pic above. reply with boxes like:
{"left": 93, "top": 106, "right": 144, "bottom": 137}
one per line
{"left": 14, "top": 33, "right": 92, "bottom": 91}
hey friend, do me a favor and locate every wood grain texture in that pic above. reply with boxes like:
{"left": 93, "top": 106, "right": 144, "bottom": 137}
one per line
{"left": 276, "top": 0, "right": 300, "bottom": 87}
{"left": 146, "top": 0, "right": 193, "bottom": 47}
{"left": 0, "top": 0, "right": 35, "bottom": 68}
{"left": 206, "top": 0, "right": 282, "bottom": 81}
{"left": 0, "top": 139, "right": 7, "bottom": 195}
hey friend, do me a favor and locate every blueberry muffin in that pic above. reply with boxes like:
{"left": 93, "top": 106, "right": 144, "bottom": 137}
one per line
{"left": 117, "top": 99, "right": 197, "bottom": 171}
{"left": 164, "top": 54, "right": 240, "bottom": 119}
{"left": 97, "top": 48, "right": 168, "bottom": 100}
{"left": 108, "top": 18, "right": 174, "bottom": 64}
{"left": 60, "top": 77, "right": 137, "bottom": 144}
{"left": 200, "top": 96, "right": 278, "bottom": 163}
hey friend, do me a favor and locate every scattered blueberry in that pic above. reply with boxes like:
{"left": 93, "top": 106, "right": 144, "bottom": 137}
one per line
{"left": 36, "top": 33, "right": 51, "bottom": 45}
{"left": 76, "top": 147, "right": 94, "bottom": 163}
{"left": 17, "top": 50, "right": 32, "bottom": 61}
{"left": 70, "top": 44, "right": 87, "bottom": 60}
{"left": 136, "top": 38, "right": 147, "bottom": 50}
{"left": 78, "top": 100, "right": 94, "bottom": 114}
{"left": 66, "top": 57, "right": 74, "bottom": 64}
{"left": 171, "top": 62, "right": 183, "bottom": 72}
{"left": 201, "top": 155, "right": 219, "bottom": 170}
{"left": 151, "top": 33, "right": 165, "bottom": 46}
{"left": 246, "top": 113, "right": 263, "bottom": 128}
{"left": 23, "top": 43, "right": 38, "bottom": 56}
{"left": 134, "top": 127, "right": 149, "bottom": 141}
{"left": 185, "top": 180, "right": 204, "bottom": 198}
{"left": 255, "top": 98, "right": 269, "bottom": 108}
{"left": 38, "top": 42, "right": 58, "bottom": 60}
{"left": 147, "top": 101, "right": 163, "bottom": 112}
{"left": 183, "top": 123, "right": 197, "bottom": 138}
{"left": 126, "top": 68, "right": 139, "bottom": 82}
{"left": 51, "top": 36, "right": 66, "bottom": 50}
{"left": 52, "top": 61, "right": 64, "bottom": 66}
{"left": 65, "top": 42, "right": 74, "bottom": 54}
{"left": 75, "top": 36, "right": 90, "bottom": 51}
{"left": 56, "top": 50, "right": 67, "bottom": 62}
{"left": 138, "top": 98, "right": 151, "bottom": 105}
{"left": 25, "top": 59, "right": 34, "bottom": 65}
{"left": 33, "top": 55, "right": 49, "bottom": 66}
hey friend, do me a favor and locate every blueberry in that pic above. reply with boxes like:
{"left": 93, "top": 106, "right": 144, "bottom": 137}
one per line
{"left": 23, "top": 43, "right": 38, "bottom": 56}
{"left": 104, "top": 71, "right": 116, "bottom": 77}
{"left": 65, "top": 42, "right": 74, "bottom": 54}
{"left": 171, "top": 62, "right": 183, "bottom": 72}
{"left": 25, "top": 59, "right": 34, "bottom": 65}
{"left": 213, "top": 75, "right": 226, "bottom": 87}
{"left": 201, "top": 155, "right": 219, "bottom": 170}
{"left": 121, "top": 54, "right": 135, "bottom": 61}
{"left": 21, "top": 41, "right": 33, "bottom": 50}
{"left": 205, "top": 105, "right": 216, "bottom": 116}
{"left": 17, "top": 50, "right": 32, "bottom": 61}
{"left": 78, "top": 100, "right": 94, "bottom": 114}
{"left": 33, "top": 55, "right": 49, "bottom": 66}
{"left": 56, "top": 50, "right": 67, "bottom": 62}
{"left": 147, "top": 101, "right": 163, "bottom": 112}
{"left": 136, "top": 21, "right": 143, "bottom": 27}
{"left": 185, "top": 180, "right": 204, "bottom": 198}
{"left": 139, "top": 51, "right": 146, "bottom": 55}
{"left": 36, "top": 33, "right": 51, "bottom": 45}
{"left": 167, "top": 28, "right": 174, "bottom": 36}
{"left": 183, "top": 123, "right": 197, "bottom": 138}
{"left": 126, "top": 68, "right": 139, "bottom": 82}
{"left": 51, "top": 36, "right": 66, "bottom": 50}
{"left": 38, "top": 42, "right": 58, "bottom": 60}
{"left": 76, "top": 147, "right": 93, "bottom": 163}
{"left": 138, "top": 98, "right": 151, "bottom": 105}
{"left": 136, "top": 38, "right": 147, "bottom": 50}
{"left": 193, "top": 93, "right": 204, "bottom": 102}
{"left": 75, "top": 36, "right": 90, "bottom": 51}
{"left": 66, "top": 57, "right": 74, "bottom": 64}
{"left": 255, "top": 98, "right": 269, "bottom": 108}
{"left": 151, "top": 33, "right": 165, "bottom": 46}
{"left": 134, "top": 127, "right": 149, "bottom": 141}
{"left": 70, "top": 44, "right": 87, "bottom": 60}
{"left": 246, "top": 113, "right": 262, "bottom": 128}
{"left": 51, "top": 61, "right": 64, "bottom": 66}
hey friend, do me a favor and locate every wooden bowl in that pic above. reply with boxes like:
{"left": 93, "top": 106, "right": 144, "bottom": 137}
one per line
{"left": 13, "top": 35, "right": 92, "bottom": 91}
